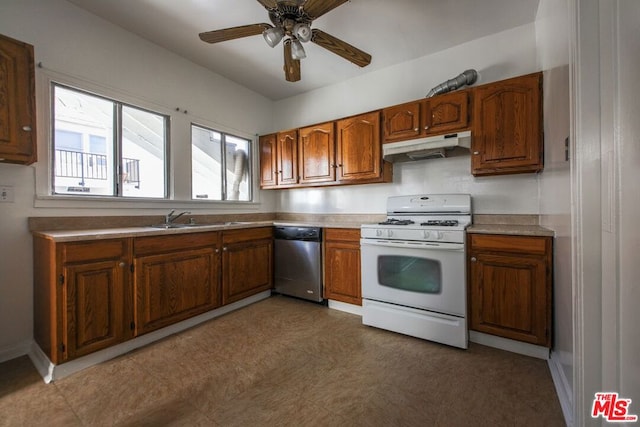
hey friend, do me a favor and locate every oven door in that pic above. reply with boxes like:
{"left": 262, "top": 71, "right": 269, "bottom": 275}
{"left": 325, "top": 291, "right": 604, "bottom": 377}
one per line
{"left": 360, "top": 238, "right": 466, "bottom": 317}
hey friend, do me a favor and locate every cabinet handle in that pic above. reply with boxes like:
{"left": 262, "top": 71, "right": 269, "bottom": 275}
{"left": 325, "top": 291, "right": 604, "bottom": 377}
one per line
{"left": 22, "top": 125, "right": 32, "bottom": 132}
{"left": 470, "top": 257, "right": 477, "bottom": 262}
{"left": 337, "top": 164, "right": 343, "bottom": 167}
{"left": 215, "top": 249, "right": 220, "bottom": 253}
{"left": 424, "top": 126, "right": 429, "bottom": 130}
{"left": 119, "top": 262, "right": 126, "bottom": 267}
{"left": 414, "top": 127, "right": 419, "bottom": 132}
{"left": 473, "top": 151, "right": 480, "bottom": 155}
{"left": 223, "top": 247, "right": 227, "bottom": 252}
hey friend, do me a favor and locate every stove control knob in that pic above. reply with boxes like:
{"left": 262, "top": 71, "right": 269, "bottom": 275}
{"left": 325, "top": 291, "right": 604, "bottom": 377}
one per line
{"left": 434, "top": 231, "right": 443, "bottom": 240}
{"left": 422, "top": 230, "right": 430, "bottom": 239}
{"left": 376, "top": 229, "right": 382, "bottom": 237}
{"left": 387, "top": 229, "right": 394, "bottom": 238}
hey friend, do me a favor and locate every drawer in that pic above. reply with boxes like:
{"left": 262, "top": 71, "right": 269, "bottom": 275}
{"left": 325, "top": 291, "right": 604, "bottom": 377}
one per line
{"left": 469, "top": 234, "right": 549, "bottom": 255}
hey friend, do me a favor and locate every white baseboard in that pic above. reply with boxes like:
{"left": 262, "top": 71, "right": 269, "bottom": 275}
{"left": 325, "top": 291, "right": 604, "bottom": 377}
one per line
{"left": 26, "top": 290, "right": 271, "bottom": 383}
{"left": 469, "top": 331, "right": 550, "bottom": 360}
{"left": 328, "top": 300, "right": 362, "bottom": 316}
{"left": 0, "top": 339, "right": 32, "bottom": 363}
{"left": 548, "top": 350, "right": 573, "bottom": 426}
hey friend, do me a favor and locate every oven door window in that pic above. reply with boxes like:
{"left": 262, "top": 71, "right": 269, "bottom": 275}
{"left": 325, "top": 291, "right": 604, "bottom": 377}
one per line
{"left": 377, "top": 255, "right": 442, "bottom": 294}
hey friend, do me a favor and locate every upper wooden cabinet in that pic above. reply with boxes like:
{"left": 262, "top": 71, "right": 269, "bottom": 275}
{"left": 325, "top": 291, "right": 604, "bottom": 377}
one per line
{"left": 471, "top": 72, "right": 543, "bottom": 176}
{"left": 259, "top": 130, "right": 299, "bottom": 188}
{"left": 468, "top": 233, "right": 552, "bottom": 347}
{"left": 0, "top": 34, "right": 37, "bottom": 165}
{"left": 298, "top": 121, "right": 335, "bottom": 184}
{"left": 336, "top": 111, "right": 391, "bottom": 183}
{"left": 382, "top": 91, "right": 470, "bottom": 143}
{"left": 259, "top": 134, "right": 278, "bottom": 188}
{"left": 260, "top": 111, "right": 391, "bottom": 189}
{"left": 277, "top": 129, "right": 298, "bottom": 186}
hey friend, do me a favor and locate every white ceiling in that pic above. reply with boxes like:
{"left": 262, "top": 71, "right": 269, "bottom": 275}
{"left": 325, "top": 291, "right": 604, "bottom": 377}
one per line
{"left": 65, "top": 0, "right": 541, "bottom": 100}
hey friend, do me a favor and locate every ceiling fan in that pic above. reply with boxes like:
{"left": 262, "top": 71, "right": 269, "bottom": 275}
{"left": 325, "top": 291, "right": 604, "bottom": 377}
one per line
{"left": 199, "top": 0, "right": 372, "bottom": 82}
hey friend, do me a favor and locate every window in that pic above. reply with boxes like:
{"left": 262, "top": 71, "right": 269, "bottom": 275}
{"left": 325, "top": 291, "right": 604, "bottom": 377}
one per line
{"left": 191, "top": 124, "right": 252, "bottom": 201}
{"left": 52, "top": 84, "right": 168, "bottom": 198}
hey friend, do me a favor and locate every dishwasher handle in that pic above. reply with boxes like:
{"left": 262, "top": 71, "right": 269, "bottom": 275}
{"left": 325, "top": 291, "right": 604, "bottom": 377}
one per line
{"left": 274, "top": 226, "right": 322, "bottom": 242}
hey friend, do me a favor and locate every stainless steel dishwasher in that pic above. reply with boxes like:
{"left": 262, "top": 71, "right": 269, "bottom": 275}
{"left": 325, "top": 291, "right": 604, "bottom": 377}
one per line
{"left": 274, "top": 226, "right": 324, "bottom": 303}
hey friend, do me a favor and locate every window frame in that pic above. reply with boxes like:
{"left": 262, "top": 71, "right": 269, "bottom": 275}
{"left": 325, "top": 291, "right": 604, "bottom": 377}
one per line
{"left": 190, "top": 122, "right": 254, "bottom": 203}
{"left": 50, "top": 82, "right": 170, "bottom": 200}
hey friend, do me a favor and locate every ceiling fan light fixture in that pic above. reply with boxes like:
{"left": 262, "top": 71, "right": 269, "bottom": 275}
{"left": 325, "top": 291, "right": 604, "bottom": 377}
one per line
{"left": 290, "top": 38, "right": 306, "bottom": 60}
{"left": 292, "top": 22, "right": 312, "bottom": 42}
{"left": 263, "top": 26, "right": 284, "bottom": 47}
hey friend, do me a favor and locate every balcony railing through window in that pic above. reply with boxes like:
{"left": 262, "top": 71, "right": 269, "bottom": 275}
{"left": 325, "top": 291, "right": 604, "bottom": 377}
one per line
{"left": 54, "top": 149, "right": 140, "bottom": 187}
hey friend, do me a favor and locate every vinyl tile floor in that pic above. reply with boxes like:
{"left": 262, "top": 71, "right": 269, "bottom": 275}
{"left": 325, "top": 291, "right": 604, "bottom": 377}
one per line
{"left": 0, "top": 295, "right": 566, "bottom": 426}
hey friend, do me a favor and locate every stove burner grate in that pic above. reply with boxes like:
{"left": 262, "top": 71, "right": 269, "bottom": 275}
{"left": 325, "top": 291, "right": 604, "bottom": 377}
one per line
{"left": 378, "top": 218, "right": 415, "bottom": 226}
{"left": 420, "top": 220, "right": 460, "bottom": 227}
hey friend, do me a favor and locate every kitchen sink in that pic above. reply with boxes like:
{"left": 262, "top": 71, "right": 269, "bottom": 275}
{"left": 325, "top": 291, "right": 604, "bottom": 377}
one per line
{"left": 149, "top": 221, "right": 247, "bottom": 229}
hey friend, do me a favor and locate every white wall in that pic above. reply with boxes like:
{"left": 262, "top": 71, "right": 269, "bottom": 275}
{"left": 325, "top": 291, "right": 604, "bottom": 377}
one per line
{"left": 0, "top": 0, "right": 276, "bottom": 358}
{"left": 535, "top": 0, "right": 573, "bottom": 423}
{"left": 272, "top": 24, "right": 542, "bottom": 215}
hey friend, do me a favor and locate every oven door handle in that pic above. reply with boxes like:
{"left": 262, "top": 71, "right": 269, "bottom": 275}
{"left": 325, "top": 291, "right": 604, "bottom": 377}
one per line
{"left": 360, "top": 239, "right": 464, "bottom": 251}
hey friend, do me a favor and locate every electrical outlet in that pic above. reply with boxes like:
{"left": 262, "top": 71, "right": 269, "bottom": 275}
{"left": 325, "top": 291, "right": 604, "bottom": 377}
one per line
{"left": 0, "top": 185, "right": 15, "bottom": 203}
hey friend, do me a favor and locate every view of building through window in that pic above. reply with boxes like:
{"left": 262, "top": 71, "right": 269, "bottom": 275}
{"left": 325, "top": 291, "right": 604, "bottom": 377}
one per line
{"left": 191, "top": 124, "right": 251, "bottom": 201}
{"left": 52, "top": 84, "right": 167, "bottom": 198}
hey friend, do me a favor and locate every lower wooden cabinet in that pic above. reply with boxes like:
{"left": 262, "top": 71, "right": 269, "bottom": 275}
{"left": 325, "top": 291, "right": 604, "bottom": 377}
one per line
{"left": 33, "top": 227, "right": 274, "bottom": 363}
{"left": 222, "top": 228, "right": 273, "bottom": 305}
{"left": 34, "top": 237, "right": 132, "bottom": 364}
{"left": 133, "top": 232, "right": 221, "bottom": 335}
{"left": 323, "top": 228, "right": 362, "bottom": 305}
{"left": 467, "top": 233, "right": 552, "bottom": 347}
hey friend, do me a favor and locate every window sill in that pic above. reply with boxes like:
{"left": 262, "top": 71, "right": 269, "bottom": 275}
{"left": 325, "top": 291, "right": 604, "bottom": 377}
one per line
{"left": 34, "top": 194, "right": 263, "bottom": 210}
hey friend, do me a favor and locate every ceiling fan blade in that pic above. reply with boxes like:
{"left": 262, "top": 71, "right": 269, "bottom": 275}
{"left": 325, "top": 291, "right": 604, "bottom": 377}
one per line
{"left": 302, "top": 0, "right": 349, "bottom": 19}
{"left": 256, "top": 0, "right": 278, "bottom": 10}
{"left": 310, "top": 29, "right": 371, "bottom": 68}
{"left": 199, "top": 23, "right": 271, "bottom": 44}
{"left": 283, "top": 39, "right": 301, "bottom": 82}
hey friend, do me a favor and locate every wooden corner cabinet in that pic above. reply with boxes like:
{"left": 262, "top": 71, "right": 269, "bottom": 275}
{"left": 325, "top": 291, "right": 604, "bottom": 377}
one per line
{"left": 382, "top": 90, "right": 471, "bottom": 143}
{"left": 471, "top": 72, "right": 543, "bottom": 176}
{"left": 0, "top": 33, "right": 37, "bottom": 165}
{"left": 467, "top": 233, "right": 552, "bottom": 347}
{"left": 323, "top": 228, "right": 362, "bottom": 305}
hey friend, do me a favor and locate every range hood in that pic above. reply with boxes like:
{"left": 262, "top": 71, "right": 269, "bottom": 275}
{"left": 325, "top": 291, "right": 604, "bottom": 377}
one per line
{"left": 383, "top": 131, "right": 471, "bottom": 163}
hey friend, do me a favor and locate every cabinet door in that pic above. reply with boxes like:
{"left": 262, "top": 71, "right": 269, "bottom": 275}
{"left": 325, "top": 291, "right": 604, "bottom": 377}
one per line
{"left": 324, "top": 229, "right": 361, "bottom": 305}
{"left": 64, "top": 261, "right": 126, "bottom": 359}
{"left": 222, "top": 230, "right": 273, "bottom": 305}
{"left": 298, "top": 122, "right": 335, "bottom": 184}
{"left": 382, "top": 101, "right": 422, "bottom": 142}
{"left": 469, "top": 251, "right": 550, "bottom": 346}
{"left": 277, "top": 129, "right": 298, "bottom": 185}
{"left": 0, "top": 34, "right": 36, "bottom": 165}
{"left": 424, "top": 91, "right": 470, "bottom": 135}
{"left": 472, "top": 72, "right": 543, "bottom": 176}
{"left": 259, "top": 133, "right": 278, "bottom": 188}
{"left": 60, "top": 239, "right": 130, "bottom": 361}
{"left": 336, "top": 111, "right": 383, "bottom": 182}
{"left": 133, "top": 232, "right": 221, "bottom": 335}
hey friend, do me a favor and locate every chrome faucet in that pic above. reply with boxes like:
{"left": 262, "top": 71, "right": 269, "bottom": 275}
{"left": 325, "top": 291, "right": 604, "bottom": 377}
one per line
{"left": 165, "top": 209, "right": 191, "bottom": 225}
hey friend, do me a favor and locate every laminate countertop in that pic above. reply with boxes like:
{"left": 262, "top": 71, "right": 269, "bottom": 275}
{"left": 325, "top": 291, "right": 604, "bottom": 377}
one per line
{"left": 466, "top": 224, "right": 554, "bottom": 237}
{"left": 32, "top": 221, "right": 364, "bottom": 243}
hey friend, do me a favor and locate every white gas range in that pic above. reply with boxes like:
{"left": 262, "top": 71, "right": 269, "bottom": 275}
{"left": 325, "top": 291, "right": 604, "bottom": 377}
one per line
{"left": 360, "top": 194, "right": 471, "bottom": 349}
